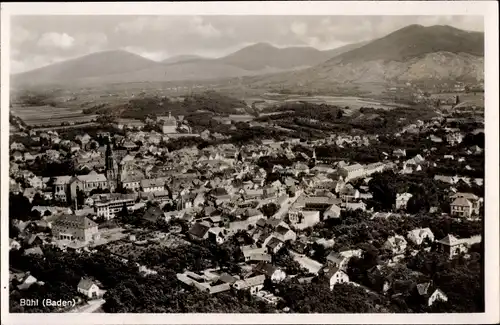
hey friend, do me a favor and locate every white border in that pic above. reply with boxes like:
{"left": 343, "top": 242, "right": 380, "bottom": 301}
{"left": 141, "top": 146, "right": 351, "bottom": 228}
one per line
{"left": 1, "top": 2, "right": 499, "bottom": 324}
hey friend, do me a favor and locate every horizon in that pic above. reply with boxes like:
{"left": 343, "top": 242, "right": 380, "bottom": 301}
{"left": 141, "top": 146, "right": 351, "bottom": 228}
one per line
{"left": 11, "top": 16, "right": 484, "bottom": 74}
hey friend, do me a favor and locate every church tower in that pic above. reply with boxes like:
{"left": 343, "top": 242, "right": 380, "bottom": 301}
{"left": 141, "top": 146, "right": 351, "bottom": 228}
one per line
{"left": 105, "top": 143, "right": 118, "bottom": 190}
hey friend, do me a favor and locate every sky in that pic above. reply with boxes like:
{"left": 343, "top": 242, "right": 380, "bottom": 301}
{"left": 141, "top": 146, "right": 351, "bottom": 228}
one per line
{"left": 10, "top": 15, "right": 483, "bottom": 74}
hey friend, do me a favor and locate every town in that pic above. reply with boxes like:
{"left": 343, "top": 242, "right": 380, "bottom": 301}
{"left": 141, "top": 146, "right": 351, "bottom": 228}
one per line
{"left": 8, "top": 89, "right": 484, "bottom": 313}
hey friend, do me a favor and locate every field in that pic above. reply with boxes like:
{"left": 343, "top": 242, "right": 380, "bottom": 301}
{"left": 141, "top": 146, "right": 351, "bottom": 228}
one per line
{"left": 11, "top": 104, "right": 98, "bottom": 127}
{"left": 430, "top": 92, "right": 484, "bottom": 108}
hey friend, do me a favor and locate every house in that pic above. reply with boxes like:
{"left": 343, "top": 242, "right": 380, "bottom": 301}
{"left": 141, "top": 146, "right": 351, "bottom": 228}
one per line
{"left": 52, "top": 214, "right": 99, "bottom": 243}
{"left": 344, "top": 202, "right": 367, "bottom": 211}
{"left": 446, "top": 133, "right": 464, "bottom": 146}
{"left": 326, "top": 249, "right": 362, "bottom": 271}
{"left": 140, "top": 178, "right": 166, "bottom": 193}
{"left": 265, "top": 236, "right": 284, "bottom": 254}
{"left": 208, "top": 227, "right": 230, "bottom": 245}
{"left": 450, "top": 193, "right": 481, "bottom": 218}
{"left": 395, "top": 193, "right": 413, "bottom": 210}
{"left": 416, "top": 283, "right": 448, "bottom": 307}
{"left": 28, "top": 176, "right": 43, "bottom": 189}
{"left": 24, "top": 152, "right": 36, "bottom": 162}
{"left": 23, "top": 246, "right": 44, "bottom": 256}
{"left": 450, "top": 197, "right": 474, "bottom": 218}
{"left": 17, "top": 274, "right": 38, "bottom": 290}
{"left": 12, "top": 151, "right": 23, "bottom": 162}
{"left": 326, "top": 252, "right": 350, "bottom": 270}
{"left": 242, "top": 245, "right": 272, "bottom": 263}
{"left": 253, "top": 262, "right": 286, "bottom": 283}
{"left": 339, "top": 185, "right": 359, "bottom": 201}
{"left": 77, "top": 277, "right": 101, "bottom": 299}
{"left": 323, "top": 266, "right": 349, "bottom": 290}
{"left": 407, "top": 228, "right": 434, "bottom": 245}
{"left": 436, "top": 234, "right": 481, "bottom": 259}
{"left": 383, "top": 235, "right": 407, "bottom": 255}
{"left": 9, "top": 239, "right": 21, "bottom": 250}
{"left": 393, "top": 149, "right": 406, "bottom": 158}
{"left": 232, "top": 275, "right": 265, "bottom": 295}
{"left": 323, "top": 204, "right": 341, "bottom": 220}
{"left": 188, "top": 222, "right": 210, "bottom": 241}
{"left": 273, "top": 225, "right": 297, "bottom": 242}
{"left": 11, "top": 142, "right": 26, "bottom": 151}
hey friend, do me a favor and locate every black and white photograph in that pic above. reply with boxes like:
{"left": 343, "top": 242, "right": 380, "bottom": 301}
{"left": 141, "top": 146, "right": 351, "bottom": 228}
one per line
{"left": 1, "top": 2, "right": 498, "bottom": 324}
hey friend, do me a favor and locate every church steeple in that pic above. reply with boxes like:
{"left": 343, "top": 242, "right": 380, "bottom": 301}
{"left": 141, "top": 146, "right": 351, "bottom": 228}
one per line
{"left": 105, "top": 143, "right": 114, "bottom": 172}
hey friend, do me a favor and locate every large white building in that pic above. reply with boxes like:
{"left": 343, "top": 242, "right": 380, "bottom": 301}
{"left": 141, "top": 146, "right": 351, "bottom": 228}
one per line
{"left": 160, "top": 112, "right": 178, "bottom": 134}
{"left": 92, "top": 193, "right": 136, "bottom": 220}
{"left": 52, "top": 214, "right": 99, "bottom": 243}
{"left": 338, "top": 164, "right": 365, "bottom": 181}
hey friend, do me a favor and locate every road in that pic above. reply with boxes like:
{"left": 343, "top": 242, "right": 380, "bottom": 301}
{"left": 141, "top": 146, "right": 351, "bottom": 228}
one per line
{"left": 69, "top": 299, "right": 105, "bottom": 313}
{"left": 272, "top": 190, "right": 303, "bottom": 220}
{"left": 289, "top": 251, "right": 323, "bottom": 275}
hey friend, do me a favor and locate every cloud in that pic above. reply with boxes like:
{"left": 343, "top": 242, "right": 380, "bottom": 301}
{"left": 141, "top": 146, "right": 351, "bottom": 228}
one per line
{"left": 11, "top": 26, "right": 34, "bottom": 47}
{"left": 77, "top": 32, "right": 109, "bottom": 52}
{"left": 115, "top": 16, "right": 222, "bottom": 39}
{"left": 37, "top": 32, "right": 75, "bottom": 50}
{"left": 291, "top": 21, "right": 308, "bottom": 36}
{"left": 191, "top": 16, "right": 221, "bottom": 38}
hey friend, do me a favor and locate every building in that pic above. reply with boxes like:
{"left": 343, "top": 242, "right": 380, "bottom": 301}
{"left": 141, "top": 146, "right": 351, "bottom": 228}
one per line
{"left": 51, "top": 214, "right": 99, "bottom": 243}
{"left": 140, "top": 178, "right": 166, "bottom": 193}
{"left": 161, "top": 112, "right": 178, "bottom": 134}
{"left": 324, "top": 266, "right": 349, "bottom": 290}
{"left": 395, "top": 193, "right": 413, "bottom": 210}
{"left": 242, "top": 245, "right": 272, "bottom": 263}
{"left": 77, "top": 278, "right": 101, "bottom": 299}
{"left": 253, "top": 262, "right": 286, "bottom": 283}
{"left": 93, "top": 193, "right": 136, "bottom": 220}
{"left": 450, "top": 193, "right": 481, "bottom": 218}
{"left": 436, "top": 234, "right": 481, "bottom": 259}
{"left": 324, "top": 204, "right": 341, "bottom": 220}
{"left": 105, "top": 144, "right": 120, "bottom": 190}
{"left": 53, "top": 176, "right": 73, "bottom": 202}
{"left": 416, "top": 283, "right": 448, "bottom": 307}
{"left": 383, "top": 235, "right": 407, "bottom": 255}
{"left": 338, "top": 164, "right": 365, "bottom": 181}
{"left": 69, "top": 172, "right": 108, "bottom": 200}
{"left": 188, "top": 222, "right": 210, "bottom": 241}
{"left": 232, "top": 275, "right": 265, "bottom": 294}
{"left": 407, "top": 228, "right": 434, "bottom": 245}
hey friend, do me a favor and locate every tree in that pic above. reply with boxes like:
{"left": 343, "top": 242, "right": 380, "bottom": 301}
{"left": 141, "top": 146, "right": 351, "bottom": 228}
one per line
{"left": 260, "top": 202, "right": 280, "bottom": 218}
{"left": 9, "top": 194, "right": 32, "bottom": 221}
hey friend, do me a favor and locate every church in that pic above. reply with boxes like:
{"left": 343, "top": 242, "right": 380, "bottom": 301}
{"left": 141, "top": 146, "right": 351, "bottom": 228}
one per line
{"left": 160, "top": 112, "right": 178, "bottom": 134}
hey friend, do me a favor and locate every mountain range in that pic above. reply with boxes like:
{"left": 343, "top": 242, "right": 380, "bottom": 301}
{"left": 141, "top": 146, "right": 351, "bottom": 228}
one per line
{"left": 11, "top": 24, "right": 484, "bottom": 88}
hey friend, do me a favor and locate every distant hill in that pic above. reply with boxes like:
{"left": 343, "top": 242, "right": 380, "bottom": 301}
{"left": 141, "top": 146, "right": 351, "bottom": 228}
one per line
{"left": 12, "top": 50, "right": 159, "bottom": 86}
{"left": 12, "top": 41, "right": 367, "bottom": 87}
{"left": 161, "top": 54, "right": 206, "bottom": 65}
{"left": 331, "top": 24, "right": 484, "bottom": 63}
{"left": 242, "top": 24, "right": 484, "bottom": 89}
{"left": 216, "top": 43, "right": 324, "bottom": 71}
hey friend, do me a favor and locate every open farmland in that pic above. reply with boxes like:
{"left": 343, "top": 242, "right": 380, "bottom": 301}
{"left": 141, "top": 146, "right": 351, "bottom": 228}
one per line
{"left": 11, "top": 104, "right": 98, "bottom": 127}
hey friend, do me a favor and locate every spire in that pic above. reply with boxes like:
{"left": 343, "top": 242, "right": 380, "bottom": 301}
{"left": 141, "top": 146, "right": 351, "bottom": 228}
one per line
{"left": 169, "top": 111, "right": 172, "bottom": 119}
